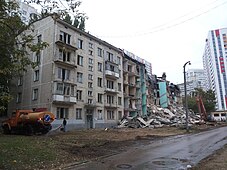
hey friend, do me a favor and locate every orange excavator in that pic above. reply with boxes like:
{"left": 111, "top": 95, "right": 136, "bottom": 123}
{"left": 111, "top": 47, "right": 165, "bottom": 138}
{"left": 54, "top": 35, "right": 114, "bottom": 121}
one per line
{"left": 196, "top": 96, "right": 207, "bottom": 121}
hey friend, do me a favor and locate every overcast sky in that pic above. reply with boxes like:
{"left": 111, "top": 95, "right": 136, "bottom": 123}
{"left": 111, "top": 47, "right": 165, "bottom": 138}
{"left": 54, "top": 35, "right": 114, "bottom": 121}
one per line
{"left": 76, "top": 0, "right": 227, "bottom": 84}
{"left": 29, "top": 0, "right": 227, "bottom": 84}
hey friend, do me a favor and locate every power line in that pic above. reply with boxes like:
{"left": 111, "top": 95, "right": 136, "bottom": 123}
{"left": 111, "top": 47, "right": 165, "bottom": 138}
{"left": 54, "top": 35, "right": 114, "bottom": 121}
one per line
{"left": 97, "top": 0, "right": 227, "bottom": 39}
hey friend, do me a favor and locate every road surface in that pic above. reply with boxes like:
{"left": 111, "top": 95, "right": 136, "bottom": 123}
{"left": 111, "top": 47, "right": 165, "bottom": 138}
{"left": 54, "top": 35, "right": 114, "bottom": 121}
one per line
{"left": 74, "top": 126, "right": 227, "bottom": 170}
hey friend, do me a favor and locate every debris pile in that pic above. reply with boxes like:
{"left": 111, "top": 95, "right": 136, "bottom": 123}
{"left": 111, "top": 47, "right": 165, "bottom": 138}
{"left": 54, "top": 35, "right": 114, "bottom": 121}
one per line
{"left": 118, "top": 105, "right": 203, "bottom": 128}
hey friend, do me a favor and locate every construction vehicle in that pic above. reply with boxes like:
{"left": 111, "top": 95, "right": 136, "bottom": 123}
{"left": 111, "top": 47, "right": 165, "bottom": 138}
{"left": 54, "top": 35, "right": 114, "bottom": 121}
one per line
{"left": 196, "top": 96, "right": 207, "bottom": 121}
{"left": 1, "top": 109, "right": 55, "bottom": 135}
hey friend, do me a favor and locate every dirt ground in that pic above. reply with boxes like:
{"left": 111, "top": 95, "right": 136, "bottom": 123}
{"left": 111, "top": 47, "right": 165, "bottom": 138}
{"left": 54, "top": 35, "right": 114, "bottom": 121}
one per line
{"left": 48, "top": 122, "right": 227, "bottom": 170}
{"left": 1, "top": 122, "right": 226, "bottom": 170}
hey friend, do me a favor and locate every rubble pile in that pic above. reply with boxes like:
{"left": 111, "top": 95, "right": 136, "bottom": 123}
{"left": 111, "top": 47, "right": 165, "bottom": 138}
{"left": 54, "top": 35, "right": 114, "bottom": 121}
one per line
{"left": 118, "top": 105, "right": 202, "bottom": 128}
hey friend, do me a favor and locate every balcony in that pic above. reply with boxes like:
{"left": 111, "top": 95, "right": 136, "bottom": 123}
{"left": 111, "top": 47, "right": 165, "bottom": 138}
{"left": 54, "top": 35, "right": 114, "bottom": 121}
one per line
{"left": 104, "top": 103, "right": 118, "bottom": 109}
{"left": 55, "top": 40, "right": 77, "bottom": 51}
{"left": 84, "top": 102, "right": 97, "bottom": 108}
{"left": 105, "top": 70, "right": 119, "bottom": 79}
{"left": 53, "top": 95, "right": 76, "bottom": 104}
{"left": 105, "top": 87, "right": 118, "bottom": 93}
{"left": 54, "top": 58, "right": 77, "bottom": 68}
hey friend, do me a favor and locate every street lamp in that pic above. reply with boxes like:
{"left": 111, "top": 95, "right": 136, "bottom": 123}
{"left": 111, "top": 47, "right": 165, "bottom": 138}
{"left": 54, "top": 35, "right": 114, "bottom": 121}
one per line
{"left": 183, "top": 61, "right": 191, "bottom": 132}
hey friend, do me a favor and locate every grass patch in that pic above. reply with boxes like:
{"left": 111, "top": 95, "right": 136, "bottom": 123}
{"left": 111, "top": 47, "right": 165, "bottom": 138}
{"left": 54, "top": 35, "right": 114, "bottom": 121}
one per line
{"left": 0, "top": 135, "right": 60, "bottom": 170}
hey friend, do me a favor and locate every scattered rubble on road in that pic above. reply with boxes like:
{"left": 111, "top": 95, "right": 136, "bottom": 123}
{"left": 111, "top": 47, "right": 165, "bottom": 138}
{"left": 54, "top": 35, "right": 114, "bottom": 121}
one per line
{"left": 118, "top": 105, "right": 203, "bottom": 128}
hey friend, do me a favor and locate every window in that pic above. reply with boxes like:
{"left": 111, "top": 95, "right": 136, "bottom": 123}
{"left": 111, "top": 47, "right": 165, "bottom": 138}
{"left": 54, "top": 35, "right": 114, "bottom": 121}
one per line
{"left": 117, "top": 56, "right": 121, "bottom": 65}
{"left": 76, "top": 90, "right": 82, "bottom": 100}
{"left": 118, "top": 97, "right": 122, "bottom": 105}
{"left": 98, "top": 48, "right": 102, "bottom": 57}
{"left": 77, "top": 55, "right": 83, "bottom": 66}
{"left": 98, "top": 110, "right": 103, "bottom": 120}
{"left": 57, "top": 107, "right": 69, "bottom": 119}
{"left": 88, "top": 91, "right": 93, "bottom": 96}
{"left": 60, "top": 31, "right": 71, "bottom": 44}
{"left": 98, "top": 77, "right": 102, "bottom": 87}
{"left": 118, "top": 83, "right": 121, "bottom": 91}
{"left": 98, "top": 62, "right": 102, "bottom": 72}
{"left": 56, "top": 83, "right": 63, "bottom": 94}
{"left": 34, "top": 70, "right": 39, "bottom": 81}
{"left": 18, "top": 76, "right": 23, "bottom": 86}
{"left": 107, "top": 110, "right": 114, "bottom": 120}
{"left": 63, "top": 84, "right": 70, "bottom": 95}
{"left": 58, "top": 68, "right": 70, "bottom": 80}
{"left": 88, "top": 74, "right": 93, "bottom": 80}
{"left": 118, "top": 111, "right": 122, "bottom": 120}
{"left": 56, "top": 83, "right": 74, "bottom": 95}
{"left": 59, "top": 49, "right": 71, "bottom": 62}
{"left": 16, "top": 93, "right": 22, "bottom": 103}
{"left": 35, "top": 52, "right": 40, "bottom": 64}
{"left": 128, "top": 65, "right": 132, "bottom": 72}
{"left": 107, "top": 95, "right": 114, "bottom": 104}
{"left": 77, "top": 72, "right": 83, "bottom": 83}
{"left": 89, "top": 42, "right": 93, "bottom": 49}
{"left": 32, "top": 88, "right": 38, "bottom": 100}
{"left": 88, "top": 82, "right": 93, "bottom": 88}
{"left": 37, "top": 35, "right": 42, "bottom": 43}
{"left": 89, "top": 58, "right": 93, "bottom": 64}
{"left": 88, "top": 66, "right": 93, "bottom": 71}
{"left": 89, "top": 50, "right": 93, "bottom": 55}
{"left": 107, "top": 80, "right": 114, "bottom": 89}
{"left": 88, "top": 99, "right": 93, "bottom": 104}
{"left": 110, "top": 65, "right": 115, "bottom": 71}
{"left": 107, "top": 51, "right": 113, "bottom": 62}
{"left": 78, "top": 39, "right": 83, "bottom": 49}
{"left": 76, "top": 108, "right": 82, "bottom": 120}
{"left": 98, "top": 93, "right": 103, "bottom": 103}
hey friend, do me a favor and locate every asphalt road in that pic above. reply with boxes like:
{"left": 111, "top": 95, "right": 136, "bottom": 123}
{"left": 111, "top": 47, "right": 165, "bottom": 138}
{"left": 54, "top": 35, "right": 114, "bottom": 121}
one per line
{"left": 74, "top": 126, "right": 227, "bottom": 170}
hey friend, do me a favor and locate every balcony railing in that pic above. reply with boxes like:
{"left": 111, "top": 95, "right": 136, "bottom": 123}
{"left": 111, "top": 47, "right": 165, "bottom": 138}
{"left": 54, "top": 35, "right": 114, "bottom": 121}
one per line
{"left": 104, "top": 103, "right": 118, "bottom": 108}
{"left": 54, "top": 57, "right": 76, "bottom": 68}
{"left": 105, "top": 87, "right": 118, "bottom": 93}
{"left": 105, "top": 70, "right": 119, "bottom": 79}
{"left": 53, "top": 94, "right": 76, "bottom": 104}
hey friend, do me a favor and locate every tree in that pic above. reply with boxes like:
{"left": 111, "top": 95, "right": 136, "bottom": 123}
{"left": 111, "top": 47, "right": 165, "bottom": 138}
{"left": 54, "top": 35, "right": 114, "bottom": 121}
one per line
{"left": 183, "top": 88, "right": 216, "bottom": 114}
{"left": 63, "top": 13, "right": 72, "bottom": 25}
{"left": 25, "top": 0, "right": 88, "bottom": 31}
{"left": 0, "top": 0, "right": 48, "bottom": 113}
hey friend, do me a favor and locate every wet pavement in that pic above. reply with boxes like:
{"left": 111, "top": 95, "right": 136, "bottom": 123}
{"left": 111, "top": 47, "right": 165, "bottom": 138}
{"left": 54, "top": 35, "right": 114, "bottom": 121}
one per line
{"left": 74, "top": 126, "right": 227, "bottom": 170}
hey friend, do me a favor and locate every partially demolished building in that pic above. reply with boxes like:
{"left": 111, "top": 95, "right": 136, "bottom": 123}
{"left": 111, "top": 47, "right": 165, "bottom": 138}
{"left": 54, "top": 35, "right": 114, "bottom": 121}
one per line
{"left": 8, "top": 14, "right": 184, "bottom": 130}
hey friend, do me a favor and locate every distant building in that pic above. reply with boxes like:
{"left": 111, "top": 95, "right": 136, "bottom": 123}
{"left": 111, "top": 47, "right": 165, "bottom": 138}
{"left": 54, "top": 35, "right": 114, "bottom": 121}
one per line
{"left": 16, "top": 0, "right": 38, "bottom": 24}
{"left": 203, "top": 28, "right": 227, "bottom": 110}
{"left": 177, "top": 69, "right": 206, "bottom": 97}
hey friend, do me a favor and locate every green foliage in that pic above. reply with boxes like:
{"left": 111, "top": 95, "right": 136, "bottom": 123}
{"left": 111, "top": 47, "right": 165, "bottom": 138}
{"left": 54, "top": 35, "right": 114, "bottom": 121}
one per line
{"left": 183, "top": 88, "right": 216, "bottom": 113}
{"left": 0, "top": 0, "right": 48, "bottom": 112}
{"left": 25, "top": 0, "right": 88, "bottom": 31}
{"left": 63, "top": 13, "right": 72, "bottom": 24}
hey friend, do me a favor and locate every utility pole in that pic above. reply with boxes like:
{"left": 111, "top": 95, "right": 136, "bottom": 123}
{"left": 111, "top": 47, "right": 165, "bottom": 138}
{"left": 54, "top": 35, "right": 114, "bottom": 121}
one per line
{"left": 183, "top": 61, "right": 191, "bottom": 132}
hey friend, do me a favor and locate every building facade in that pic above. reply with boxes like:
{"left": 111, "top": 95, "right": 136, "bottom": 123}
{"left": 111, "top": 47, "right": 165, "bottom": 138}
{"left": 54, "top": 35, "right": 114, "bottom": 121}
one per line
{"left": 203, "top": 28, "right": 227, "bottom": 110}
{"left": 123, "top": 53, "right": 147, "bottom": 117}
{"left": 8, "top": 15, "right": 124, "bottom": 129}
{"left": 178, "top": 69, "right": 207, "bottom": 97}
{"left": 16, "top": 0, "right": 38, "bottom": 24}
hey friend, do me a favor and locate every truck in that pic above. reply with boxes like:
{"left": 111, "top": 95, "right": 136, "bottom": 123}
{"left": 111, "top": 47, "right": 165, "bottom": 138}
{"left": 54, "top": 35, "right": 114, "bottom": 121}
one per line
{"left": 1, "top": 109, "right": 55, "bottom": 135}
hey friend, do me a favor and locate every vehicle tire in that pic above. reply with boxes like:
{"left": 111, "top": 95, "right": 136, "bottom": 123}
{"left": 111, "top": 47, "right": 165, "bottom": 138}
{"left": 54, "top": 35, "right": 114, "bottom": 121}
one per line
{"left": 25, "top": 125, "right": 34, "bottom": 136}
{"left": 3, "top": 125, "right": 11, "bottom": 134}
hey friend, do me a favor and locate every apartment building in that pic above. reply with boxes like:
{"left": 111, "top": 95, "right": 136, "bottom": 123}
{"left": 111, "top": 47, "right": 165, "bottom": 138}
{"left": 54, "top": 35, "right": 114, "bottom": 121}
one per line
{"left": 123, "top": 53, "right": 147, "bottom": 117}
{"left": 178, "top": 69, "right": 206, "bottom": 97}
{"left": 203, "top": 28, "right": 227, "bottom": 110}
{"left": 8, "top": 15, "right": 124, "bottom": 129}
{"left": 16, "top": 0, "right": 38, "bottom": 24}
